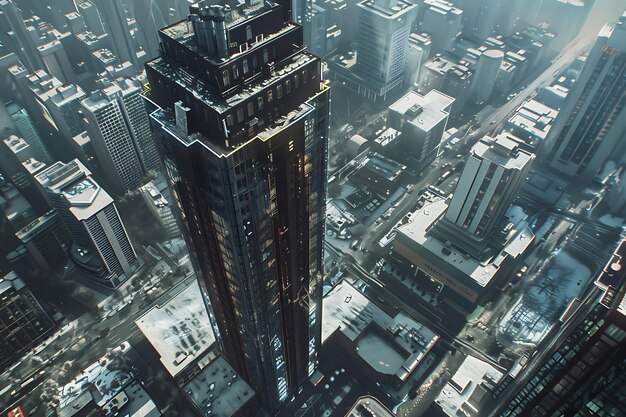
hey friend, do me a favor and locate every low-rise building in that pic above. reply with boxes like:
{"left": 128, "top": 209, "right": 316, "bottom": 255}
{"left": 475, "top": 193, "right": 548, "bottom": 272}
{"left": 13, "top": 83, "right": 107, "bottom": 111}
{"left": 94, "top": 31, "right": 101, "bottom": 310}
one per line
{"left": 322, "top": 280, "right": 439, "bottom": 400}
{"left": 505, "top": 99, "right": 558, "bottom": 152}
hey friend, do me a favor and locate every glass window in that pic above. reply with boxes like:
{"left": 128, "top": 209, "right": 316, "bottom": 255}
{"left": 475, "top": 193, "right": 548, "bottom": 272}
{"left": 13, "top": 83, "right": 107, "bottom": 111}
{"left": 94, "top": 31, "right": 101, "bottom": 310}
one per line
{"left": 258, "top": 96, "right": 264, "bottom": 110}
{"left": 263, "top": 49, "right": 269, "bottom": 63}
{"left": 237, "top": 108, "right": 244, "bottom": 123}
{"left": 232, "top": 65, "right": 239, "bottom": 79}
{"left": 294, "top": 74, "right": 299, "bottom": 88}
{"left": 267, "top": 90, "right": 273, "bottom": 103}
{"left": 246, "top": 25, "right": 253, "bottom": 41}
{"left": 277, "top": 84, "right": 283, "bottom": 99}
{"left": 303, "top": 69, "right": 308, "bottom": 83}
{"left": 247, "top": 102, "right": 254, "bottom": 116}
{"left": 243, "top": 59, "right": 249, "bottom": 74}
{"left": 222, "top": 70, "right": 230, "bottom": 86}
{"left": 226, "top": 114, "right": 234, "bottom": 127}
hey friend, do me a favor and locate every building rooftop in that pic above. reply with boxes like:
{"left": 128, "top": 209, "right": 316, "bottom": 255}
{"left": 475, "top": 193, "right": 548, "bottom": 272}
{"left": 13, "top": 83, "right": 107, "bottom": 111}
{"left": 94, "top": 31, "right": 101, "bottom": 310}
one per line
{"left": 0, "top": 271, "right": 26, "bottom": 295}
{"left": 357, "top": 0, "right": 416, "bottom": 19}
{"left": 424, "top": 54, "right": 458, "bottom": 76}
{"left": 15, "top": 210, "right": 58, "bottom": 243}
{"left": 183, "top": 355, "right": 255, "bottom": 417}
{"left": 136, "top": 281, "right": 215, "bottom": 377}
{"left": 435, "top": 355, "right": 504, "bottom": 417}
{"left": 360, "top": 152, "right": 406, "bottom": 182}
{"left": 346, "top": 396, "right": 396, "bottom": 417}
{"left": 35, "top": 160, "right": 113, "bottom": 221}
{"left": 389, "top": 89, "right": 454, "bottom": 133}
{"left": 322, "top": 280, "right": 439, "bottom": 382}
{"left": 472, "top": 134, "right": 534, "bottom": 172}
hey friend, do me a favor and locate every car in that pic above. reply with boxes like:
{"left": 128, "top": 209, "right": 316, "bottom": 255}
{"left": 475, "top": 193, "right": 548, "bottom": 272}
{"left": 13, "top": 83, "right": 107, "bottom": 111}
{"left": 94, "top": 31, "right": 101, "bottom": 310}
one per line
{"left": 349, "top": 240, "right": 359, "bottom": 250}
{"left": 490, "top": 120, "right": 497, "bottom": 125}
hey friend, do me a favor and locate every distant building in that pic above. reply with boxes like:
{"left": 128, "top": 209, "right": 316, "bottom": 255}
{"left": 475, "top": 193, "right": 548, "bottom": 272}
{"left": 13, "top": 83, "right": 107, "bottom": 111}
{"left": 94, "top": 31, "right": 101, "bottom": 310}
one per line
{"left": 329, "top": 0, "right": 417, "bottom": 101}
{"left": 36, "top": 159, "right": 138, "bottom": 289}
{"left": 352, "top": 152, "right": 406, "bottom": 195}
{"left": 0, "top": 271, "right": 54, "bottom": 371}
{"left": 0, "top": 182, "right": 37, "bottom": 232}
{"left": 16, "top": 210, "right": 71, "bottom": 270}
{"left": 546, "top": 13, "right": 626, "bottom": 178}
{"left": 91, "top": 0, "right": 144, "bottom": 67}
{"left": 80, "top": 77, "right": 159, "bottom": 195}
{"left": 6, "top": 102, "right": 52, "bottom": 164}
{"left": 405, "top": 33, "right": 431, "bottom": 87}
{"left": 469, "top": 49, "right": 504, "bottom": 105}
{"left": 496, "top": 238, "right": 626, "bottom": 417}
{"left": 387, "top": 89, "right": 454, "bottom": 171}
{"left": 322, "top": 280, "right": 439, "bottom": 401}
{"left": 420, "top": 0, "right": 463, "bottom": 55}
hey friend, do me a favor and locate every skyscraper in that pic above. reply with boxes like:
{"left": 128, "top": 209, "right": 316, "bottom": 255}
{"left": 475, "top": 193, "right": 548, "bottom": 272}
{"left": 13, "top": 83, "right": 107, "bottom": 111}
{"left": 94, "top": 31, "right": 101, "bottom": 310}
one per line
{"left": 92, "top": 0, "right": 142, "bottom": 66}
{"left": 545, "top": 11, "right": 626, "bottom": 178}
{"left": 436, "top": 133, "right": 534, "bottom": 255}
{"left": 495, "top": 238, "right": 626, "bottom": 417}
{"left": 6, "top": 102, "right": 53, "bottom": 164}
{"left": 80, "top": 77, "right": 160, "bottom": 195}
{"left": 354, "top": 0, "right": 417, "bottom": 99}
{"left": 143, "top": 0, "right": 330, "bottom": 411}
{"left": 35, "top": 159, "right": 139, "bottom": 289}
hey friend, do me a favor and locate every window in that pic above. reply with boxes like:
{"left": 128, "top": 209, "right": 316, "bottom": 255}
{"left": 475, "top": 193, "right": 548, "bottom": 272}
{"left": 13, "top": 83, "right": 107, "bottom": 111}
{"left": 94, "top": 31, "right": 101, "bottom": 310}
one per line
{"left": 294, "top": 74, "right": 299, "bottom": 88}
{"left": 246, "top": 25, "right": 253, "bottom": 41}
{"left": 286, "top": 80, "right": 292, "bottom": 94}
{"left": 263, "top": 49, "right": 269, "bottom": 63}
{"left": 267, "top": 90, "right": 273, "bottom": 103}
{"left": 243, "top": 59, "right": 249, "bottom": 74}
{"left": 247, "top": 102, "right": 254, "bottom": 116}
{"left": 258, "top": 96, "right": 264, "bottom": 110}
{"left": 277, "top": 85, "right": 283, "bottom": 99}
{"left": 222, "top": 70, "right": 230, "bottom": 86}
{"left": 232, "top": 65, "right": 239, "bottom": 79}
{"left": 237, "top": 108, "right": 244, "bottom": 123}
{"left": 303, "top": 69, "right": 308, "bottom": 83}
{"left": 226, "top": 114, "right": 234, "bottom": 127}
{"left": 253, "top": 55, "right": 258, "bottom": 69}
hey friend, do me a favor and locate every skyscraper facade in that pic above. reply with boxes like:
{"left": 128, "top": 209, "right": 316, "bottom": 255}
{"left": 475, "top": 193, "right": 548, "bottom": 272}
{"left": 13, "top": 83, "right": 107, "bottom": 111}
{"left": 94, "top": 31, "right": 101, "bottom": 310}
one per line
{"left": 80, "top": 77, "right": 159, "bottom": 195}
{"left": 35, "top": 159, "right": 138, "bottom": 289}
{"left": 143, "top": 0, "right": 329, "bottom": 412}
{"left": 546, "top": 12, "right": 626, "bottom": 178}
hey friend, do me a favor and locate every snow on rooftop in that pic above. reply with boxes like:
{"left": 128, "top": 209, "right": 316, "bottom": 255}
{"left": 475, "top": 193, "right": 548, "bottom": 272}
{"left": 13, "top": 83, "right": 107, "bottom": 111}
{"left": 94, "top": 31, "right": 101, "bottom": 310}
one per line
{"left": 435, "top": 355, "right": 503, "bottom": 417}
{"left": 136, "top": 281, "right": 215, "bottom": 377}
{"left": 322, "top": 280, "right": 438, "bottom": 380}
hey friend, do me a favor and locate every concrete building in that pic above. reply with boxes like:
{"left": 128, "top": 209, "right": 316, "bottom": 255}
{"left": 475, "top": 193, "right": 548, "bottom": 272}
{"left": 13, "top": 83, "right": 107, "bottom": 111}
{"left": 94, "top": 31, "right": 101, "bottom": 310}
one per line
{"left": 183, "top": 355, "right": 257, "bottom": 417}
{"left": 80, "top": 77, "right": 159, "bottom": 195}
{"left": 322, "top": 280, "right": 439, "bottom": 400}
{"left": 136, "top": 281, "right": 216, "bottom": 382}
{"left": 504, "top": 99, "right": 558, "bottom": 152}
{"left": 436, "top": 134, "right": 534, "bottom": 256}
{"left": 546, "top": 13, "right": 626, "bottom": 178}
{"left": 92, "top": 0, "right": 144, "bottom": 67}
{"left": 329, "top": 0, "right": 417, "bottom": 101}
{"left": 6, "top": 102, "right": 52, "bottom": 164}
{"left": 393, "top": 195, "right": 533, "bottom": 313}
{"left": 139, "top": 179, "right": 179, "bottom": 239}
{"left": 0, "top": 0, "right": 44, "bottom": 71}
{"left": 143, "top": 2, "right": 330, "bottom": 411}
{"left": 77, "top": 0, "right": 106, "bottom": 36}
{"left": 352, "top": 152, "right": 406, "bottom": 195}
{"left": 388, "top": 89, "right": 454, "bottom": 170}
{"left": 0, "top": 182, "right": 36, "bottom": 232}
{"left": 405, "top": 33, "right": 431, "bottom": 87}
{"left": 16, "top": 210, "right": 71, "bottom": 270}
{"left": 469, "top": 49, "right": 504, "bottom": 105}
{"left": 35, "top": 159, "right": 138, "bottom": 289}
{"left": 0, "top": 271, "right": 54, "bottom": 372}
{"left": 420, "top": 0, "right": 463, "bottom": 55}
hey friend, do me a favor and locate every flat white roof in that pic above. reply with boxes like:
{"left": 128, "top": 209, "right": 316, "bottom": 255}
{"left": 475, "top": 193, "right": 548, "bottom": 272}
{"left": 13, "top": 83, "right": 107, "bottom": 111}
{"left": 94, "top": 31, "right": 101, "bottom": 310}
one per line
{"left": 136, "top": 281, "right": 215, "bottom": 377}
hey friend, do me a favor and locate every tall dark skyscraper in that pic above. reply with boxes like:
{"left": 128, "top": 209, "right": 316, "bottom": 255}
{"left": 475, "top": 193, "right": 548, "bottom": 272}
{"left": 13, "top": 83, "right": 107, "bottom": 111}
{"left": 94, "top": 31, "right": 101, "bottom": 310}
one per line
{"left": 142, "top": 0, "right": 330, "bottom": 411}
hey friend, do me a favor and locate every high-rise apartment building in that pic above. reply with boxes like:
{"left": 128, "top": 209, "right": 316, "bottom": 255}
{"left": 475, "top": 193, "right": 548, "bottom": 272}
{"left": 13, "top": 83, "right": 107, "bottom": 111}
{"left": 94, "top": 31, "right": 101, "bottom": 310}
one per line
{"left": 80, "top": 77, "right": 160, "bottom": 195}
{"left": 0, "top": 271, "right": 54, "bottom": 371}
{"left": 143, "top": 0, "right": 330, "bottom": 411}
{"left": 35, "top": 159, "right": 138, "bottom": 289}
{"left": 92, "top": 0, "right": 143, "bottom": 66}
{"left": 546, "top": 12, "right": 626, "bottom": 178}
{"left": 436, "top": 133, "right": 534, "bottom": 255}
{"left": 495, "top": 238, "right": 626, "bottom": 417}
{"left": 354, "top": 0, "right": 417, "bottom": 99}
